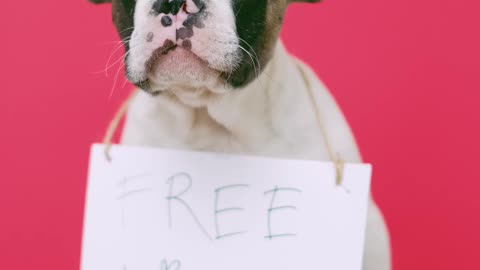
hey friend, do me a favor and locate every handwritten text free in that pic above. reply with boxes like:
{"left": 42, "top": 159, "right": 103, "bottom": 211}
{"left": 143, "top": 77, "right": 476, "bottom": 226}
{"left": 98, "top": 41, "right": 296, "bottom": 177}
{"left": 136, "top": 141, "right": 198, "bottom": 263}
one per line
{"left": 117, "top": 172, "right": 302, "bottom": 241}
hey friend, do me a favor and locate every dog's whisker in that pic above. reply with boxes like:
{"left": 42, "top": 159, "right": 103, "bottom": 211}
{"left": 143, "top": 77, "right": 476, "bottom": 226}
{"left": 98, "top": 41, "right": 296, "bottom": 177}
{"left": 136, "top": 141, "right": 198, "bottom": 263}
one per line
{"left": 122, "top": 77, "right": 130, "bottom": 88}
{"left": 118, "top": 27, "right": 135, "bottom": 35}
{"left": 238, "top": 38, "right": 275, "bottom": 84}
{"left": 104, "top": 51, "right": 131, "bottom": 76}
{"left": 101, "top": 42, "right": 143, "bottom": 77}
{"left": 107, "top": 49, "right": 132, "bottom": 101}
{"left": 104, "top": 39, "right": 132, "bottom": 77}
{"left": 238, "top": 45, "right": 259, "bottom": 78}
{"left": 238, "top": 37, "right": 261, "bottom": 72}
{"left": 105, "top": 48, "right": 128, "bottom": 77}
{"left": 109, "top": 59, "right": 127, "bottom": 101}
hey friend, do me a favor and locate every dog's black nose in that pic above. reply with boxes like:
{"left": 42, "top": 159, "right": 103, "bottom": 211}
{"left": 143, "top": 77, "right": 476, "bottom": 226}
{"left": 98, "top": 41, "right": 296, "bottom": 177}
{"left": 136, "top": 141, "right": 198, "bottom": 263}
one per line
{"left": 152, "top": 0, "right": 185, "bottom": 15}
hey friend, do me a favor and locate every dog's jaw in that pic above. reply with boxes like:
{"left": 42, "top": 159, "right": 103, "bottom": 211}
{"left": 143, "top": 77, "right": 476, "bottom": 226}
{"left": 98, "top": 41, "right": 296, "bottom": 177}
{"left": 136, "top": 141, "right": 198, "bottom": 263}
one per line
{"left": 129, "top": 47, "right": 226, "bottom": 97}
{"left": 126, "top": 0, "right": 240, "bottom": 94}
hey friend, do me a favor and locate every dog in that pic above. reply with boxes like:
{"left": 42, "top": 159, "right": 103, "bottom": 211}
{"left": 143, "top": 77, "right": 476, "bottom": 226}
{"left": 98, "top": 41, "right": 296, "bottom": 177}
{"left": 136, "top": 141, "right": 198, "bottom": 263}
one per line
{"left": 90, "top": 0, "right": 391, "bottom": 269}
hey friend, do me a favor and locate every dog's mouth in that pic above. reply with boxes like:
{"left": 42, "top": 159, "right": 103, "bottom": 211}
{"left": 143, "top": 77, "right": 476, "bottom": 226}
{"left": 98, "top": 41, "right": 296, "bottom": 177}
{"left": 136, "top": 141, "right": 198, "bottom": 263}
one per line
{"left": 145, "top": 40, "right": 178, "bottom": 75}
{"left": 132, "top": 41, "right": 226, "bottom": 95}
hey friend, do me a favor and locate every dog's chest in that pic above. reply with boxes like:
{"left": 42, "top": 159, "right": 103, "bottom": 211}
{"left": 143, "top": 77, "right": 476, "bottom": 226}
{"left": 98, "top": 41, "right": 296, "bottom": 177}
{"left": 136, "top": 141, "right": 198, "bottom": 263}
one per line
{"left": 121, "top": 90, "right": 331, "bottom": 160}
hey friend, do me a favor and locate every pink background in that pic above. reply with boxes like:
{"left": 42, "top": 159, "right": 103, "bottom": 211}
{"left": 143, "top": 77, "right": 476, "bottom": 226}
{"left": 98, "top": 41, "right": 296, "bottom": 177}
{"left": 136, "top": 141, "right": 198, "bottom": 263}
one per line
{"left": 1, "top": 0, "right": 479, "bottom": 269}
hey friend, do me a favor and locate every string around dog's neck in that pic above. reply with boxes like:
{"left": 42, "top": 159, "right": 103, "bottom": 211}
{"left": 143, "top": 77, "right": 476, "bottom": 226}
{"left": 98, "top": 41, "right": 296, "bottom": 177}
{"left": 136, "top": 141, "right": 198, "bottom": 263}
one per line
{"left": 299, "top": 64, "right": 345, "bottom": 187}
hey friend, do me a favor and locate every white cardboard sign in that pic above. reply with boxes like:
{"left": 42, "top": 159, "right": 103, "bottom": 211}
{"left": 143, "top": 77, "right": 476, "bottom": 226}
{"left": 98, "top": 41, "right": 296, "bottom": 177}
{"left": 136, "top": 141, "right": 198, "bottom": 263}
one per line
{"left": 82, "top": 144, "right": 372, "bottom": 270}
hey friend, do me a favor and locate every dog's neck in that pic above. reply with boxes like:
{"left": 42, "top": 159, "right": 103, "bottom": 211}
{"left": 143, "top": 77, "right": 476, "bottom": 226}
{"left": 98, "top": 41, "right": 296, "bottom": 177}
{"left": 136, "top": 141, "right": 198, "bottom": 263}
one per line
{"left": 195, "top": 41, "right": 312, "bottom": 145}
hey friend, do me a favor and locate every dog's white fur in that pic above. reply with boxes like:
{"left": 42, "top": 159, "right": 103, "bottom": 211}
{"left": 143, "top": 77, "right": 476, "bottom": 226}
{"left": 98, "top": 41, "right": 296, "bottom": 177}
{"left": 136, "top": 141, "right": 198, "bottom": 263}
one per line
{"left": 121, "top": 42, "right": 391, "bottom": 269}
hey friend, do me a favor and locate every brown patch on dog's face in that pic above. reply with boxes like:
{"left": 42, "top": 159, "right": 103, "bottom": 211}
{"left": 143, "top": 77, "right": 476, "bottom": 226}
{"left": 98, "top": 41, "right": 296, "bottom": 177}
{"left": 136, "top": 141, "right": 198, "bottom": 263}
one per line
{"left": 89, "top": 0, "right": 320, "bottom": 89}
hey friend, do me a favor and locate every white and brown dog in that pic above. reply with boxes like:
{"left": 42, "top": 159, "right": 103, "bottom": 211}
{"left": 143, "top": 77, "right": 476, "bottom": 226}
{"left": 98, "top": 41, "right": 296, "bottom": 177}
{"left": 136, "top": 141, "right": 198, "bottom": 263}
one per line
{"left": 90, "top": 0, "right": 391, "bottom": 269}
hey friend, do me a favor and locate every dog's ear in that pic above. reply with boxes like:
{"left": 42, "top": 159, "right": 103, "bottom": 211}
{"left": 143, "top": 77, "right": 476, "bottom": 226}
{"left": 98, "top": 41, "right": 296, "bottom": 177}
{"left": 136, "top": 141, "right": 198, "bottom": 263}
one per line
{"left": 89, "top": 0, "right": 112, "bottom": 4}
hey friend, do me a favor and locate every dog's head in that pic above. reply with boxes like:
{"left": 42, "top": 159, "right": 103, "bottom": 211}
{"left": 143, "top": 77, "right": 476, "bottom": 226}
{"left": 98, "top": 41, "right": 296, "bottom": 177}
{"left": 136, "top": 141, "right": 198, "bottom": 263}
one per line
{"left": 91, "top": 0, "right": 320, "bottom": 94}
